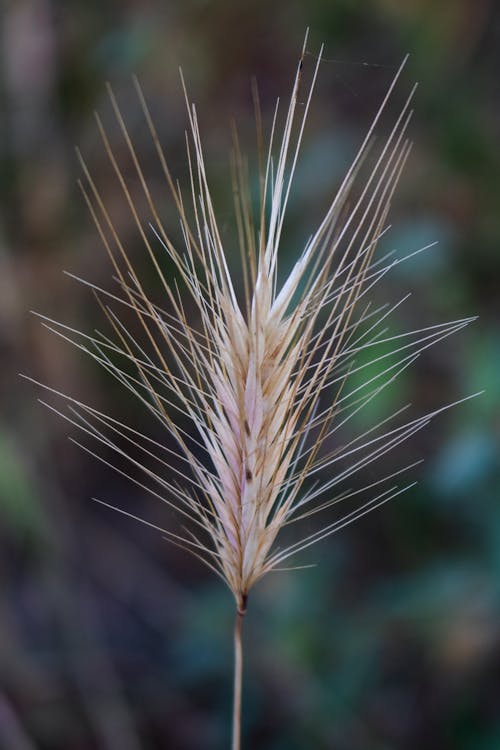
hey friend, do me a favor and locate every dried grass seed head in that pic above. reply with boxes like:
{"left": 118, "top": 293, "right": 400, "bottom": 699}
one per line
{"left": 26, "top": 36, "right": 479, "bottom": 612}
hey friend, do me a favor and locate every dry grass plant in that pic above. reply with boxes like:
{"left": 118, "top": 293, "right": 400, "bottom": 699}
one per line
{"left": 24, "top": 32, "right": 479, "bottom": 749}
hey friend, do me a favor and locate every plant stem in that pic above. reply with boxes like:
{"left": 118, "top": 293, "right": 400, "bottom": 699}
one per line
{"left": 232, "top": 601, "right": 246, "bottom": 750}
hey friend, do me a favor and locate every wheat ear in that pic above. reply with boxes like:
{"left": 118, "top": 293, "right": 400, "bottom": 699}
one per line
{"left": 24, "top": 32, "right": 480, "bottom": 749}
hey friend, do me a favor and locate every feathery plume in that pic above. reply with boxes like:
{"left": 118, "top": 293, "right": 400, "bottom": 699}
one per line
{"left": 25, "top": 32, "right": 478, "bottom": 749}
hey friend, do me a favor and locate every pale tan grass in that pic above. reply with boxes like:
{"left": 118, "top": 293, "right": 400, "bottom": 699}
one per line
{"left": 24, "top": 32, "right": 480, "bottom": 750}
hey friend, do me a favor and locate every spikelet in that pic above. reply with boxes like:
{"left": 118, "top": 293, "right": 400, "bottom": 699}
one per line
{"left": 26, "top": 34, "right": 477, "bottom": 616}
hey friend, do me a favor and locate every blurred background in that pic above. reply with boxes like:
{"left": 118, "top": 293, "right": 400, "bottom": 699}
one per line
{"left": 1, "top": 1, "right": 499, "bottom": 748}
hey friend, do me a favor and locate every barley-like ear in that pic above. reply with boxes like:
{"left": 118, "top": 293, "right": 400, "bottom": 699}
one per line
{"left": 25, "top": 34, "right": 479, "bottom": 750}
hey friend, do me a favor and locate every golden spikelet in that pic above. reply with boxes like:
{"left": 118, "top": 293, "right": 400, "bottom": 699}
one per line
{"left": 27, "top": 35, "right": 478, "bottom": 606}
{"left": 25, "top": 33, "right": 479, "bottom": 748}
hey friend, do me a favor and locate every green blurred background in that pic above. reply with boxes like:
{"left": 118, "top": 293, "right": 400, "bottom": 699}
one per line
{"left": 1, "top": 1, "right": 499, "bottom": 748}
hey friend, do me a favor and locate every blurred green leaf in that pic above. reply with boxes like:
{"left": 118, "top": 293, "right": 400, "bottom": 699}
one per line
{"left": 0, "top": 428, "right": 47, "bottom": 540}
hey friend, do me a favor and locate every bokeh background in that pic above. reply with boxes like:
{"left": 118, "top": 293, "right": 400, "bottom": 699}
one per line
{"left": 1, "top": 1, "right": 499, "bottom": 748}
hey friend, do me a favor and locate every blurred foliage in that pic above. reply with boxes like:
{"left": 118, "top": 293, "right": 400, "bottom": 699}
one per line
{"left": 1, "top": 0, "right": 499, "bottom": 749}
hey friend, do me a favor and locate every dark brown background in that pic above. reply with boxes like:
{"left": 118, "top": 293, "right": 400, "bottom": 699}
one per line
{"left": 1, "top": 1, "right": 499, "bottom": 748}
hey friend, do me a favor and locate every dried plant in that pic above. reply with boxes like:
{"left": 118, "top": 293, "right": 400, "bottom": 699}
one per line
{"left": 25, "top": 33, "right": 478, "bottom": 750}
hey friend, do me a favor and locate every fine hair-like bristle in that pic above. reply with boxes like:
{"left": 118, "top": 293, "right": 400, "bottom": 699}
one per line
{"left": 26, "top": 37, "right": 478, "bottom": 620}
